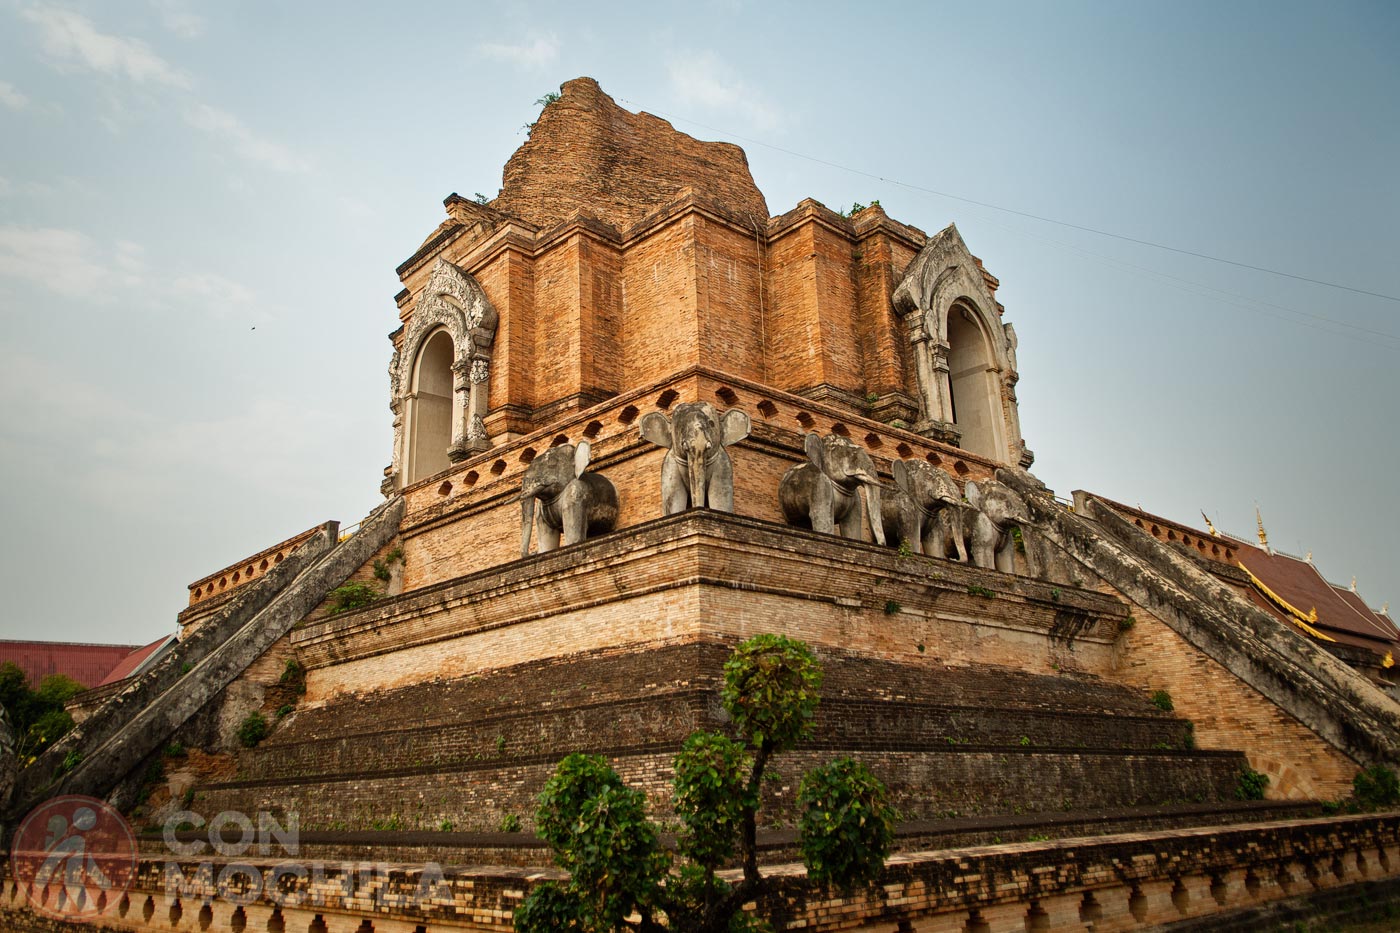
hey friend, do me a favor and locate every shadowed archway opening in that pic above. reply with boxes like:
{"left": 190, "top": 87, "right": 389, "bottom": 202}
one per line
{"left": 946, "top": 301, "right": 1004, "bottom": 461}
{"left": 407, "top": 328, "right": 455, "bottom": 483}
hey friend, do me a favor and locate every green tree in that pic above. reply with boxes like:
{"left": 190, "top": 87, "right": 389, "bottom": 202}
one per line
{"left": 0, "top": 664, "right": 83, "bottom": 763}
{"left": 515, "top": 634, "right": 897, "bottom": 933}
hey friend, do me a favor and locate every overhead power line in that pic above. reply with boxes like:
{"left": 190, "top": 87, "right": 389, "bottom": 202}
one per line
{"left": 624, "top": 102, "right": 1400, "bottom": 306}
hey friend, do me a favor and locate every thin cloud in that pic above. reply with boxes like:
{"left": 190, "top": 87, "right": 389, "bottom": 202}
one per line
{"left": 0, "top": 225, "right": 260, "bottom": 316}
{"left": 149, "top": 0, "right": 205, "bottom": 39}
{"left": 184, "top": 103, "right": 312, "bottom": 174}
{"left": 667, "top": 52, "right": 780, "bottom": 131}
{"left": 0, "top": 81, "right": 29, "bottom": 110}
{"left": 22, "top": 5, "right": 191, "bottom": 89}
{"left": 478, "top": 34, "right": 561, "bottom": 69}
{"left": 0, "top": 225, "right": 114, "bottom": 298}
{"left": 169, "top": 271, "right": 256, "bottom": 314}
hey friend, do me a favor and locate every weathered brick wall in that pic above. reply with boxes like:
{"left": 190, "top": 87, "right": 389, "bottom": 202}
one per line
{"left": 1111, "top": 604, "right": 1358, "bottom": 799}
{"left": 292, "top": 510, "right": 1120, "bottom": 697}
{"left": 619, "top": 216, "right": 700, "bottom": 385}
{"left": 494, "top": 77, "right": 769, "bottom": 234}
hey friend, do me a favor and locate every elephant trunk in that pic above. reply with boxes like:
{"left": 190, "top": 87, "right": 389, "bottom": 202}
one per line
{"left": 682, "top": 421, "right": 711, "bottom": 510}
{"left": 862, "top": 477, "right": 886, "bottom": 546}
{"left": 688, "top": 452, "right": 707, "bottom": 509}
{"left": 520, "top": 494, "right": 535, "bottom": 557}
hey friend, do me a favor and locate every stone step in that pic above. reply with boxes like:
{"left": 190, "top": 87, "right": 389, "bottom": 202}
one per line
{"left": 274, "top": 642, "right": 1173, "bottom": 744}
{"left": 242, "top": 690, "right": 1194, "bottom": 783}
{"left": 192, "top": 746, "right": 1251, "bottom": 835}
{"left": 139, "top": 800, "right": 1319, "bottom": 871}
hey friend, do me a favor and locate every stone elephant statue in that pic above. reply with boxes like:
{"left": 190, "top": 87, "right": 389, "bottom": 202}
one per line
{"left": 639, "top": 402, "right": 751, "bottom": 514}
{"left": 520, "top": 441, "right": 619, "bottom": 557}
{"left": 880, "top": 458, "right": 966, "bottom": 558}
{"left": 779, "top": 433, "right": 886, "bottom": 545}
{"left": 964, "top": 479, "right": 1038, "bottom": 575}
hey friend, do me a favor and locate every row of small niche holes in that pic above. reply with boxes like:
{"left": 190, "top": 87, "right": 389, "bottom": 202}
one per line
{"left": 192, "top": 552, "right": 287, "bottom": 599}
{"left": 95, "top": 890, "right": 425, "bottom": 933}
{"left": 1135, "top": 518, "right": 1234, "bottom": 561}
{"left": 435, "top": 386, "right": 970, "bottom": 498}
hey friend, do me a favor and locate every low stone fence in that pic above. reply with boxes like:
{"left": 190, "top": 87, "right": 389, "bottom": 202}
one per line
{"left": 4, "top": 812, "right": 1398, "bottom": 931}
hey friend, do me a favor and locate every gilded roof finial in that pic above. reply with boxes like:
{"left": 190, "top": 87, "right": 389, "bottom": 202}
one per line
{"left": 1305, "top": 550, "right": 1313, "bottom": 563}
{"left": 1351, "top": 576, "right": 1358, "bottom": 593}
{"left": 1382, "top": 602, "right": 1391, "bottom": 615}
{"left": 1255, "top": 506, "right": 1269, "bottom": 549}
{"left": 1201, "top": 511, "right": 1218, "bottom": 536}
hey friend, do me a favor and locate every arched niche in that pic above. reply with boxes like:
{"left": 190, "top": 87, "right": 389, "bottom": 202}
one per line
{"left": 385, "top": 259, "right": 499, "bottom": 491}
{"left": 891, "top": 224, "right": 1026, "bottom": 465}
{"left": 406, "top": 328, "right": 455, "bottom": 483}
{"left": 945, "top": 300, "right": 1006, "bottom": 462}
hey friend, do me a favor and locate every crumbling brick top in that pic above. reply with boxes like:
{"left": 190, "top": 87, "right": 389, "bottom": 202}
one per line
{"left": 492, "top": 76, "right": 770, "bottom": 232}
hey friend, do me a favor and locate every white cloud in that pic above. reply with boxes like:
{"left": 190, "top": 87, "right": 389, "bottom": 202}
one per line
{"left": 0, "top": 225, "right": 259, "bottom": 316}
{"left": 184, "top": 103, "right": 312, "bottom": 174}
{"left": 478, "top": 34, "right": 561, "bottom": 68}
{"left": 168, "top": 271, "right": 255, "bottom": 315}
{"left": 0, "top": 81, "right": 29, "bottom": 110}
{"left": 22, "top": 5, "right": 191, "bottom": 89}
{"left": 667, "top": 52, "right": 781, "bottom": 131}
{"left": 0, "top": 225, "right": 114, "bottom": 297}
{"left": 149, "top": 0, "right": 205, "bottom": 39}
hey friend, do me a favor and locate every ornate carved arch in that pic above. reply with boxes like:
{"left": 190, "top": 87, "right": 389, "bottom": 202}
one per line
{"left": 385, "top": 259, "right": 499, "bottom": 490}
{"left": 892, "top": 225, "right": 1027, "bottom": 465}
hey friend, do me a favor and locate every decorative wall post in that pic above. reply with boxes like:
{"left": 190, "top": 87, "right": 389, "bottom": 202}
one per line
{"left": 463, "top": 350, "right": 492, "bottom": 453}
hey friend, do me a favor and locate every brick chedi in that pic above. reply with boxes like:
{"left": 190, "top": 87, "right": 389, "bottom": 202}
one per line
{"left": 8, "top": 76, "right": 1400, "bottom": 933}
{"left": 494, "top": 76, "right": 769, "bottom": 233}
{"left": 385, "top": 76, "right": 1030, "bottom": 492}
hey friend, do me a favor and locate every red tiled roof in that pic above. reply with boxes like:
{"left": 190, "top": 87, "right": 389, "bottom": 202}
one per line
{"left": 96, "top": 635, "right": 176, "bottom": 686}
{"left": 1225, "top": 540, "right": 1396, "bottom": 654}
{"left": 0, "top": 640, "right": 142, "bottom": 689}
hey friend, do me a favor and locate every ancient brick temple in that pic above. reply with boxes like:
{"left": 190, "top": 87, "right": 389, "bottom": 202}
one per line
{"left": 6, "top": 77, "right": 1400, "bottom": 932}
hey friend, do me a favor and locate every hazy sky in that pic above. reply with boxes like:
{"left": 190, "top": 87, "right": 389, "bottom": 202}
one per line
{"left": 1, "top": 1, "right": 1396, "bottom": 645}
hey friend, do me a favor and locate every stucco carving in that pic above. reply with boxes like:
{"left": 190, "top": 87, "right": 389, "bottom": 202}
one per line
{"left": 470, "top": 359, "right": 490, "bottom": 384}
{"left": 891, "top": 224, "right": 1023, "bottom": 463}
{"left": 386, "top": 259, "right": 499, "bottom": 489}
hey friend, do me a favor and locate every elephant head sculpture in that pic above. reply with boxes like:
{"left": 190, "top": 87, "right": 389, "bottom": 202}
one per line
{"left": 639, "top": 402, "right": 751, "bottom": 514}
{"left": 881, "top": 458, "right": 965, "bottom": 558}
{"left": 779, "top": 432, "right": 886, "bottom": 545}
{"left": 964, "top": 479, "right": 1037, "bottom": 575}
{"left": 520, "top": 441, "right": 619, "bottom": 557}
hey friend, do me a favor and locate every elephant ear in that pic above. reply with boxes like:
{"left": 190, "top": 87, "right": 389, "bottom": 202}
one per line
{"left": 802, "top": 432, "right": 824, "bottom": 468}
{"left": 964, "top": 480, "right": 983, "bottom": 508}
{"left": 639, "top": 412, "right": 673, "bottom": 448}
{"left": 573, "top": 441, "right": 592, "bottom": 478}
{"left": 720, "top": 409, "right": 751, "bottom": 446}
{"left": 892, "top": 459, "right": 913, "bottom": 495}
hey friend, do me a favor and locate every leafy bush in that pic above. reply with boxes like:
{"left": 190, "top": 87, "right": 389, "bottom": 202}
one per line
{"left": 796, "top": 758, "right": 895, "bottom": 889}
{"left": 515, "top": 635, "right": 893, "bottom": 933}
{"left": 236, "top": 712, "right": 269, "bottom": 748}
{"left": 499, "top": 813, "right": 521, "bottom": 833}
{"left": 1236, "top": 765, "right": 1270, "bottom": 800}
{"left": 325, "top": 582, "right": 381, "bottom": 616}
{"left": 1353, "top": 765, "right": 1400, "bottom": 810}
{"left": 1150, "top": 690, "right": 1174, "bottom": 712}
